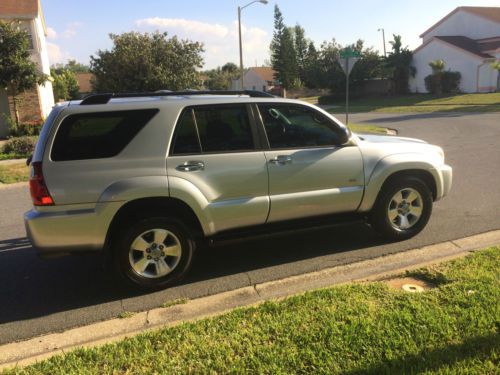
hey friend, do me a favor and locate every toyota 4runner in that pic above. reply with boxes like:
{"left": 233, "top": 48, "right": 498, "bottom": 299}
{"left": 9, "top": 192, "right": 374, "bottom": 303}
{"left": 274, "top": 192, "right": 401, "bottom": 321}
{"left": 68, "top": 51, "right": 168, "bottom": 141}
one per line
{"left": 24, "top": 90, "right": 452, "bottom": 289}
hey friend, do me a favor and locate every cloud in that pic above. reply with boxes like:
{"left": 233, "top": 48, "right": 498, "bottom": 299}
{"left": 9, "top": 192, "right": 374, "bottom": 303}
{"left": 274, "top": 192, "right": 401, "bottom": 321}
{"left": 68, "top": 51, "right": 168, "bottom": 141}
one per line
{"left": 61, "top": 22, "right": 82, "bottom": 39}
{"left": 136, "top": 18, "right": 229, "bottom": 38}
{"left": 46, "top": 27, "right": 57, "bottom": 40}
{"left": 46, "top": 42, "right": 72, "bottom": 64}
{"left": 134, "top": 17, "right": 270, "bottom": 69}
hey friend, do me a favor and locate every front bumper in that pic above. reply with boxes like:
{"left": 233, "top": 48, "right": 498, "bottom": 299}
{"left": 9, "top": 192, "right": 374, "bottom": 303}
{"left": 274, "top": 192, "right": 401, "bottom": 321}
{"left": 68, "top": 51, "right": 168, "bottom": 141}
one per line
{"left": 24, "top": 201, "right": 123, "bottom": 257}
{"left": 435, "top": 164, "right": 453, "bottom": 201}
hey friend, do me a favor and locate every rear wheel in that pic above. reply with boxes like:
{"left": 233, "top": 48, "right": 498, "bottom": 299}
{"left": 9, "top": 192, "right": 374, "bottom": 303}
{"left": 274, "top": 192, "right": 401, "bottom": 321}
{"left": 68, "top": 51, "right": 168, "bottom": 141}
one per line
{"left": 113, "top": 216, "right": 195, "bottom": 290}
{"left": 370, "top": 176, "right": 433, "bottom": 241}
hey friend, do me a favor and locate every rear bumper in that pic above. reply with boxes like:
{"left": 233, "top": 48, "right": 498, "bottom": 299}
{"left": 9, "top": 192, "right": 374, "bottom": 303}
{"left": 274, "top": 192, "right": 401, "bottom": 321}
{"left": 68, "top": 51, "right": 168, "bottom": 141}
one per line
{"left": 24, "top": 201, "right": 123, "bottom": 257}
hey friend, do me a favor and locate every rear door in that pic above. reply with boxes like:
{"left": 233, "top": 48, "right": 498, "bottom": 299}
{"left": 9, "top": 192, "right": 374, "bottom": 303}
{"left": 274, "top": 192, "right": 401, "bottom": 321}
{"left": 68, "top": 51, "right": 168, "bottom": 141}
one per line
{"left": 167, "top": 104, "right": 269, "bottom": 233}
{"left": 256, "top": 103, "right": 364, "bottom": 223}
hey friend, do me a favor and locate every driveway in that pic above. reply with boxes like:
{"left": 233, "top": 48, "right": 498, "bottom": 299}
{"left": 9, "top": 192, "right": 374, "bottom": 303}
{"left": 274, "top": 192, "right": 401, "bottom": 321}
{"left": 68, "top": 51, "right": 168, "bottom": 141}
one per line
{"left": 0, "top": 111, "right": 499, "bottom": 344}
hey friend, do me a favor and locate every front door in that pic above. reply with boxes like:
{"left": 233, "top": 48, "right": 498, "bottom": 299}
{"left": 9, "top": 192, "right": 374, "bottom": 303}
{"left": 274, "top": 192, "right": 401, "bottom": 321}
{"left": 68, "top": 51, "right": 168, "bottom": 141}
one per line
{"left": 256, "top": 103, "right": 364, "bottom": 223}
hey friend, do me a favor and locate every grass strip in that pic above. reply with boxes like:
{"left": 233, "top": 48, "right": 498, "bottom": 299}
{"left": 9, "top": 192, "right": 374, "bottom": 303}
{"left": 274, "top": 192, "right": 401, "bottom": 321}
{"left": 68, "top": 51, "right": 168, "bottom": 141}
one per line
{"left": 6, "top": 247, "right": 499, "bottom": 374}
{"left": 348, "top": 123, "right": 388, "bottom": 134}
{"left": 324, "top": 93, "right": 500, "bottom": 113}
{"left": 0, "top": 162, "right": 29, "bottom": 184}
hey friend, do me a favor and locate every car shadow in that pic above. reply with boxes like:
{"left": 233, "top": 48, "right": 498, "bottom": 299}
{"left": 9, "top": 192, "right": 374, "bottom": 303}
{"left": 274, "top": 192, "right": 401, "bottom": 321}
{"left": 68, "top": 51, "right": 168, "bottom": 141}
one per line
{"left": 0, "top": 224, "right": 389, "bottom": 329}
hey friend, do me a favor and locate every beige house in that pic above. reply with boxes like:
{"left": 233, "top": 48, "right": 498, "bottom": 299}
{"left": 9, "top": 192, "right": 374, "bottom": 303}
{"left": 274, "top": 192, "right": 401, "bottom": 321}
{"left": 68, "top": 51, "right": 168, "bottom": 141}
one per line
{"left": 0, "top": 0, "right": 54, "bottom": 137}
{"left": 232, "top": 67, "right": 277, "bottom": 92}
{"left": 410, "top": 6, "right": 500, "bottom": 93}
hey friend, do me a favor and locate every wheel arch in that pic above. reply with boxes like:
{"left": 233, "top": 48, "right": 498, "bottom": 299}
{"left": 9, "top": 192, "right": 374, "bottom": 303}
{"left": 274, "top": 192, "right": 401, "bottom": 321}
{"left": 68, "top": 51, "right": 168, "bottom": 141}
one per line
{"left": 103, "top": 197, "right": 204, "bottom": 259}
{"left": 360, "top": 162, "right": 438, "bottom": 212}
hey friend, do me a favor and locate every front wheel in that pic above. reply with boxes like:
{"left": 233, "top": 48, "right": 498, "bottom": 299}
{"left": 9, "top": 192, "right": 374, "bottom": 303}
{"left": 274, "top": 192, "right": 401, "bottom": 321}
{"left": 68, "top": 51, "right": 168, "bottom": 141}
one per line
{"left": 112, "top": 217, "right": 196, "bottom": 290}
{"left": 370, "top": 176, "right": 433, "bottom": 241}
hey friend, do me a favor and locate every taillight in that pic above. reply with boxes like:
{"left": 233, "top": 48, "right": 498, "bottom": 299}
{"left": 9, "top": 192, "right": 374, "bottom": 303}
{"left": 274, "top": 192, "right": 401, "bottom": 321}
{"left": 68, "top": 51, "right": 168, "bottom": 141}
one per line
{"left": 29, "top": 162, "right": 54, "bottom": 206}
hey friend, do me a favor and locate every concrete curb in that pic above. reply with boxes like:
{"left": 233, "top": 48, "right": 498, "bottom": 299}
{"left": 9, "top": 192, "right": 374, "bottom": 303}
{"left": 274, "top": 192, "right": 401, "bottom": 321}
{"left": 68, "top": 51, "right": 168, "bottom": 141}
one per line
{"left": 1, "top": 229, "right": 499, "bottom": 370}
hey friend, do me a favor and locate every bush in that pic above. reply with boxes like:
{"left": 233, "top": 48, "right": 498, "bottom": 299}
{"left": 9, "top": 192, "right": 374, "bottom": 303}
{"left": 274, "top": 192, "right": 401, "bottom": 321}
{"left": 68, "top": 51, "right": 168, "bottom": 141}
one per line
{"left": 441, "top": 71, "right": 461, "bottom": 93}
{"left": 2, "top": 115, "right": 43, "bottom": 137}
{"left": 1, "top": 136, "right": 38, "bottom": 156}
{"left": 425, "top": 71, "right": 461, "bottom": 94}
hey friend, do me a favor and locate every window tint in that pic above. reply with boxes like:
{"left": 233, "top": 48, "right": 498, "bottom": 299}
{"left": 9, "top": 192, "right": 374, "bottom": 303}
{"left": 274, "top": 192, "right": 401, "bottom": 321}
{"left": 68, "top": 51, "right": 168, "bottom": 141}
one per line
{"left": 51, "top": 109, "right": 158, "bottom": 161}
{"left": 197, "top": 105, "right": 255, "bottom": 152}
{"left": 171, "top": 110, "right": 201, "bottom": 155}
{"left": 171, "top": 105, "right": 255, "bottom": 155}
{"left": 258, "top": 104, "right": 343, "bottom": 149}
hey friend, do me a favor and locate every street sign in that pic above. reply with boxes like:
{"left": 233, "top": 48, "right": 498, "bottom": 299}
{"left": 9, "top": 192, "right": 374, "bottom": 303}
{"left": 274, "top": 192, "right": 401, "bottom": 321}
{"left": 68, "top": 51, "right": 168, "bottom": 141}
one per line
{"left": 336, "top": 56, "right": 360, "bottom": 76}
{"left": 339, "top": 47, "right": 361, "bottom": 59}
{"left": 337, "top": 48, "right": 361, "bottom": 125}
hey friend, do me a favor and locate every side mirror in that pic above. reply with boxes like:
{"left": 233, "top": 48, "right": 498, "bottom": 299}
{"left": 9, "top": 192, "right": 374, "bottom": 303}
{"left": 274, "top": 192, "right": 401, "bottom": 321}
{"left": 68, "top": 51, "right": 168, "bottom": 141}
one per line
{"left": 26, "top": 155, "right": 33, "bottom": 166}
{"left": 338, "top": 126, "right": 351, "bottom": 145}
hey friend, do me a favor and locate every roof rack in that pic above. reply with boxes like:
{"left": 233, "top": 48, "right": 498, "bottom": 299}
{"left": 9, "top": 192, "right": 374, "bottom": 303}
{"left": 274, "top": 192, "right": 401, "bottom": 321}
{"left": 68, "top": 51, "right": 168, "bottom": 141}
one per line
{"left": 80, "top": 90, "right": 275, "bottom": 105}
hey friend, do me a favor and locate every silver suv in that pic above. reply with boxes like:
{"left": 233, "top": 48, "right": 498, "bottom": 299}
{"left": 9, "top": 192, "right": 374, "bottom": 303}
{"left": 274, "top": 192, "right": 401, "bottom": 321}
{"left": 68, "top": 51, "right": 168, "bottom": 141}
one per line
{"left": 25, "top": 90, "right": 452, "bottom": 289}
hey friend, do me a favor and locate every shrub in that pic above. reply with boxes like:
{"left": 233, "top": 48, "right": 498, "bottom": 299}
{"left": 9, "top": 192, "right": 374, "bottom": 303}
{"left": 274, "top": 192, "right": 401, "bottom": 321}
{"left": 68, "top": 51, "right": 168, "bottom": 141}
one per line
{"left": 425, "top": 71, "right": 461, "bottom": 94}
{"left": 441, "top": 71, "right": 461, "bottom": 93}
{"left": 2, "top": 115, "right": 43, "bottom": 137}
{"left": 1, "top": 136, "right": 38, "bottom": 156}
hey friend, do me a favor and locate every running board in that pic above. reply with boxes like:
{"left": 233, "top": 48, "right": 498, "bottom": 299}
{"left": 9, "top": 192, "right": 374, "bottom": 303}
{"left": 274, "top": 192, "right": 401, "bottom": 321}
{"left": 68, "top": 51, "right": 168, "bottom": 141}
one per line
{"left": 207, "top": 213, "right": 366, "bottom": 247}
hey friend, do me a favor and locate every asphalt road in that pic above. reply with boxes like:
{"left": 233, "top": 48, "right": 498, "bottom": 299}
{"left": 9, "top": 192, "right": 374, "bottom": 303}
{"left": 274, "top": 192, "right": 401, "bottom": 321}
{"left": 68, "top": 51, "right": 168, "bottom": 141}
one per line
{"left": 0, "top": 111, "right": 499, "bottom": 344}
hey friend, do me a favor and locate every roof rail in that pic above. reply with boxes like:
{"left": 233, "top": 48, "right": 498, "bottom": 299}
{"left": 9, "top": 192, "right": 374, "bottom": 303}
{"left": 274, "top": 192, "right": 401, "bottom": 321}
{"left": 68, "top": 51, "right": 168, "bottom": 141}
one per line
{"left": 80, "top": 90, "right": 275, "bottom": 105}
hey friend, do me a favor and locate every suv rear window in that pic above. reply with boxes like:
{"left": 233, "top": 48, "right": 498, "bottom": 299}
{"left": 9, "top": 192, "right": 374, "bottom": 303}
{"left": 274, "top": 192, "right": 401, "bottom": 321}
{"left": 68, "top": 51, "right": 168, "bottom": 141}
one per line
{"left": 51, "top": 109, "right": 158, "bottom": 161}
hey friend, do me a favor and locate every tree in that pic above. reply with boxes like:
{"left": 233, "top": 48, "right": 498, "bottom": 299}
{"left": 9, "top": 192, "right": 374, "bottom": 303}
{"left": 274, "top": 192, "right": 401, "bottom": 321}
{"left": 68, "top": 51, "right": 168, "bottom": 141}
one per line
{"left": 385, "top": 35, "right": 415, "bottom": 94}
{"left": 221, "top": 62, "right": 238, "bottom": 74}
{"left": 51, "top": 68, "right": 79, "bottom": 101}
{"left": 294, "top": 24, "right": 308, "bottom": 83}
{"left": 90, "top": 31, "right": 204, "bottom": 92}
{"left": 0, "top": 21, "right": 48, "bottom": 125}
{"left": 270, "top": 5, "right": 298, "bottom": 92}
{"left": 204, "top": 63, "right": 239, "bottom": 90}
{"left": 52, "top": 59, "right": 90, "bottom": 73}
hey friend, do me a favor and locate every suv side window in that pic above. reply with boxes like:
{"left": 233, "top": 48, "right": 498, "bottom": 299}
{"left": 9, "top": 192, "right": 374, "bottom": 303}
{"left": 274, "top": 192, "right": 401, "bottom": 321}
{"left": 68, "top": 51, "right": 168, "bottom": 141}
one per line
{"left": 51, "top": 109, "right": 158, "bottom": 161}
{"left": 258, "top": 104, "right": 343, "bottom": 149}
{"left": 171, "top": 104, "right": 255, "bottom": 155}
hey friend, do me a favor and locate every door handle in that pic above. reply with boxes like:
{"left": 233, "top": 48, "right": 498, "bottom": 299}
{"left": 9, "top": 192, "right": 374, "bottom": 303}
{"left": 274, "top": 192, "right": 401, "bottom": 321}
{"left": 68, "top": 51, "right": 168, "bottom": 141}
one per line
{"left": 176, "top": 161, "right": 205, "bottom": 172}
{"left": 269, "top": 155, "right": 292, "bottom": 165}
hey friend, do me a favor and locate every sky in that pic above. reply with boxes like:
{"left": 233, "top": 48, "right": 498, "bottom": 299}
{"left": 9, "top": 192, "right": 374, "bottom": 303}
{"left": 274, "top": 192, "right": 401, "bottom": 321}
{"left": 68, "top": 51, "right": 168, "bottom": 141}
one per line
{"left": 42, "top": 0, "right": 500, "bottom": 69}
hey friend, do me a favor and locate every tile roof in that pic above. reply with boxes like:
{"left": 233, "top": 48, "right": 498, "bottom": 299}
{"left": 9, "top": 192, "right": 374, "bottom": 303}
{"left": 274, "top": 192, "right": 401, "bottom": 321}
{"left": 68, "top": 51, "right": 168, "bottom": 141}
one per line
{"left": 462, "top": 6, "right": 500, "bottom": 24}
{"left": 434, "top": 36, "right": 495, "bottom": 58}
{"left": 247, "top": 67, "right": 276, "bottom": 82}
{"left": 0, "top": 0, "right": 38, "bottom": 17}
{"left": 420, "top": 6, "right": 500, "bottom": 38}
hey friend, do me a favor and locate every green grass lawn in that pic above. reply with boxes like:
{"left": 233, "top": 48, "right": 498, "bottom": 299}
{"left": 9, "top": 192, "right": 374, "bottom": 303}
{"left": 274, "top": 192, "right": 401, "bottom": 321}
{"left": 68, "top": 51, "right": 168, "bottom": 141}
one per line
{"left": 0, "top": 162, "right": 29, "bottom": 184}
{"left": 8, "top": 247, "right": 499, "bottom": 374}
{"left": 348, "top": 123, "right": 387, "bottom": 134}
{"left": 322, "top": 93, "right": 500, "bottom": 113}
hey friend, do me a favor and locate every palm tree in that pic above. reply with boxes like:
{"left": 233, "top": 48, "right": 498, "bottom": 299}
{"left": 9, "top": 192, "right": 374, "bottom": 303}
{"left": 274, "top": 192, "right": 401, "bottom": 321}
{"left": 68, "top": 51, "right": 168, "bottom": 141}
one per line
{"left": 429, "top": 59, "right": 445, "bottom": 74}
{"left": 385, "top": 35, "right": 415, "bottom": 94}
{"left": 428, "top": 59, "right": 446, "bottom": 95}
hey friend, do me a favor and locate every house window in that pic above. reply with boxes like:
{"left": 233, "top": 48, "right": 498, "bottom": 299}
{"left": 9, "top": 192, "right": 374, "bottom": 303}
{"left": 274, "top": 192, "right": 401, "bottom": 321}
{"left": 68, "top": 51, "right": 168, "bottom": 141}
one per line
{"left": 27, "top": 33, "right": 34, "bottom": 50}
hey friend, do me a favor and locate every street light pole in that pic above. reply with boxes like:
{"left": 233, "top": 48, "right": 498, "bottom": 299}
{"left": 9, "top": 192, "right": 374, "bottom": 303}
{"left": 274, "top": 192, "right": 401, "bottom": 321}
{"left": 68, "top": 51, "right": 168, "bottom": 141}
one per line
{"left": 238, "top": 0, "right": 268, "bottom": 90}
{"left": 378, "top": 28, "right": 386, "bottom": 57}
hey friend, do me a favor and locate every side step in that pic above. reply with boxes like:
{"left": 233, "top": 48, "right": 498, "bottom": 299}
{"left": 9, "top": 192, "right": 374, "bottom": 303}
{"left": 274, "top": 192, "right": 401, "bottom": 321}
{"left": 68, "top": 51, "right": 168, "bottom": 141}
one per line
{"left": 207, "top": 213, "right": 366, "bottom": 247}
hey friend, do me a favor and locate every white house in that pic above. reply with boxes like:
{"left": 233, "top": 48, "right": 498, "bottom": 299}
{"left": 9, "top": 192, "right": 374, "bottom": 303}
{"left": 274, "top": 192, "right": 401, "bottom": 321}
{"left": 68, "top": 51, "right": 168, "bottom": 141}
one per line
{"left": 0, "top": 0, "right": 54, "bottom": 137}
{"left": 231, "top": 67, "right": 277, "bottom": 92}
{"left": 410, "top": 6, "right": 500, "bottom": 93}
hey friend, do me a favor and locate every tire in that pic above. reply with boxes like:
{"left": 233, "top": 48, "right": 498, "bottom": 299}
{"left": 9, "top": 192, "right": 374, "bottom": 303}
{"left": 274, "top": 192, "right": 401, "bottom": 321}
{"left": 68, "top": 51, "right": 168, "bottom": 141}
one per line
{"left": 370, "top": 176, "right": 433, "bottom": 241}
{"left": 112, "top": 216, "right": 196, "bottom": 290}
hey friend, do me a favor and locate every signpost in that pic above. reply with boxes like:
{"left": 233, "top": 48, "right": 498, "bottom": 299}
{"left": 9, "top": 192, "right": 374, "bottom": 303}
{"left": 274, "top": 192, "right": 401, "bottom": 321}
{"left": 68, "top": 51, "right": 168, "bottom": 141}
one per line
{"left": 337, "top": 47, "right": 360, "bottom": 125}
